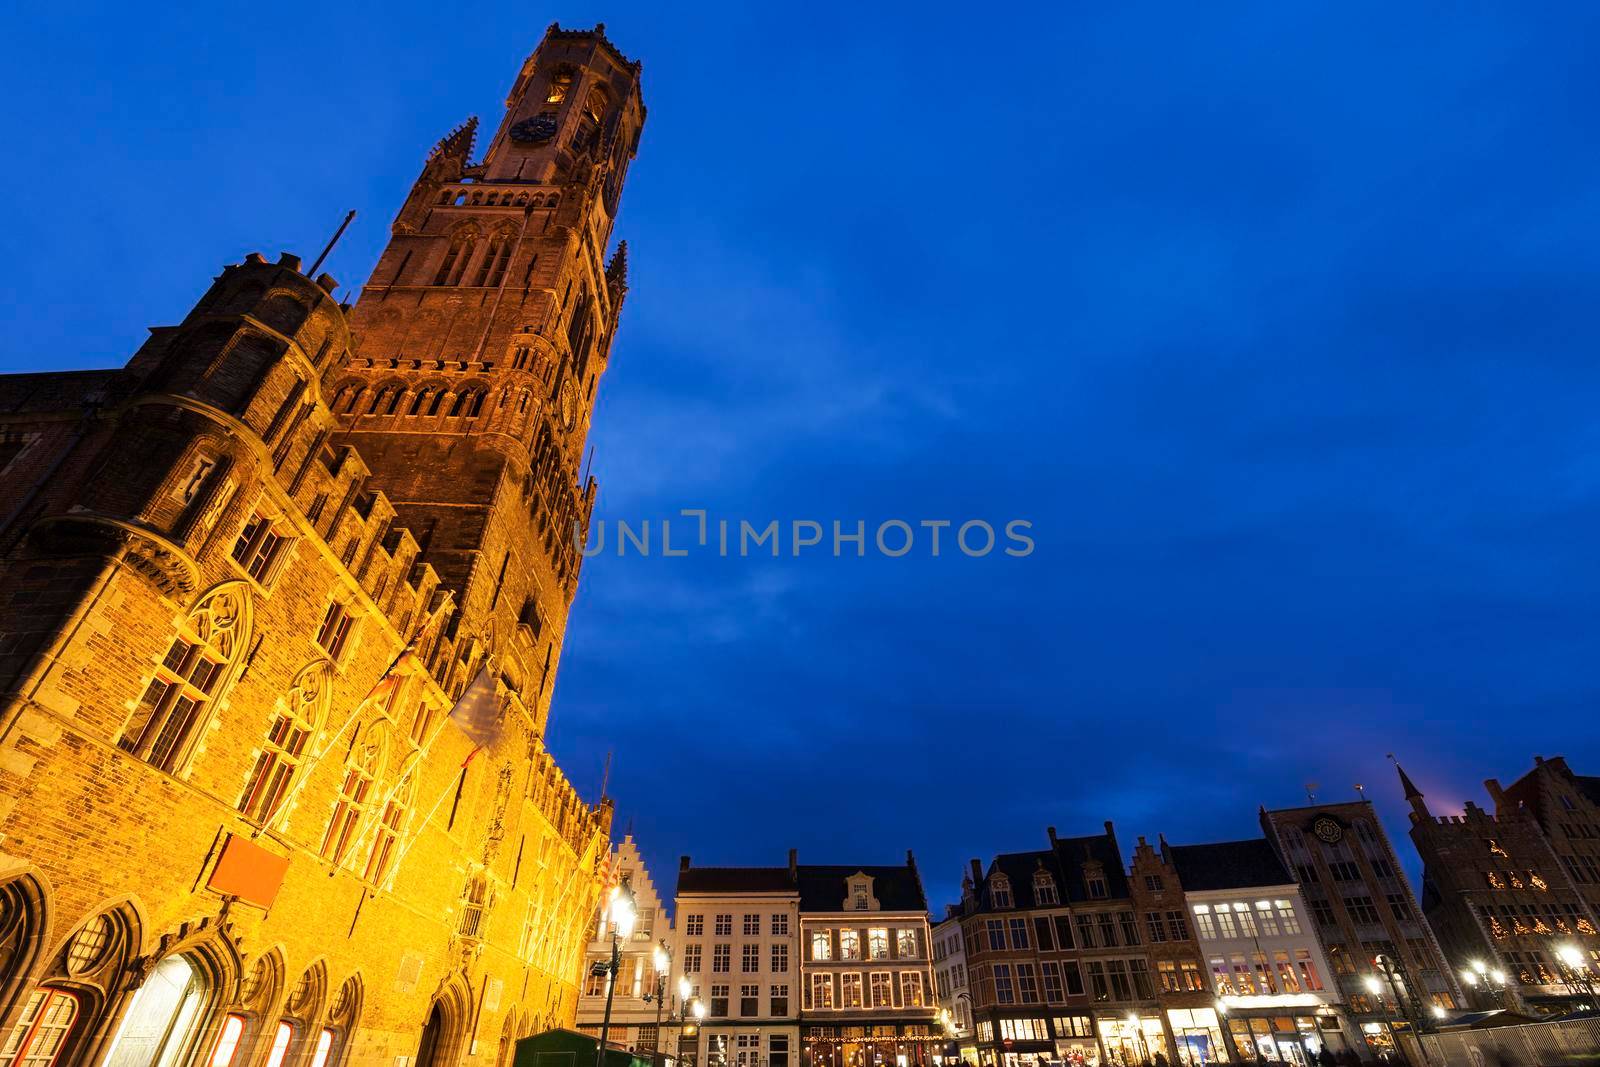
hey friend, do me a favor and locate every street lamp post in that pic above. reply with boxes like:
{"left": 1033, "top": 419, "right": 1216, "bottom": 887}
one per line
{"left": 1554, "top": 944, "right": 1600, "bottom": 1012}
{"left": 1364, "top": 965, "right": 1428, "bottom": 1067}
{"left": 1460, "top": 959, "right": 1512, "bottom": 1012}
{"left": 594, "top": 878, "right": 639, "bottom": 1067}
{"left": 641, "top": 940, "right": 672, "bottom": 1067}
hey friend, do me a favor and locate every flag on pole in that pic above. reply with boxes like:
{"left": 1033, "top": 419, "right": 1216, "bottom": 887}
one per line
{"left": 447, "top": 663, "right": 503, "bottom": 749}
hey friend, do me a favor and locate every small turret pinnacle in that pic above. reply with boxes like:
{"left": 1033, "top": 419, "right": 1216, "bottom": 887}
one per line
{"left": 606, "top": 241, "right": 629, "bottom": 294}
{"left": 431, "top": 116, "right": 479, "bottom": 163}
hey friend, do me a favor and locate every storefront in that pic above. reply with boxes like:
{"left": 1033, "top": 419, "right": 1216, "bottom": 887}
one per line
{"left": 1049, "top": 1014, "right": 1099, "bottom": 1067}
{"left": 803, "top": 1024, "right": 942, "bottom": 1067}
{"left": 1164, "top": 1008, "right": 1226, "bottom": 1066}
{"left": 1094, "top": 1014, "right": 1168, "bottom": 1067}
{"left": 1223, "top": 1013, "right": 1346, "bottom": 1064}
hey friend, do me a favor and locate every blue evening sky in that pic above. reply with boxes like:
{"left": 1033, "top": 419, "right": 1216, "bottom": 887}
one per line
{"left": 4, "top": 3, "right": 1599, "bottom": 909}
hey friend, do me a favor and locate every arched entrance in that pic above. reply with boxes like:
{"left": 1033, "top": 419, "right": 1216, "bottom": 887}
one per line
{"left": 102, "top": 955, "right": 210, "bottom": 1067}
{"left": 416, "top": 1002, "right": 447, "bottom": 1067}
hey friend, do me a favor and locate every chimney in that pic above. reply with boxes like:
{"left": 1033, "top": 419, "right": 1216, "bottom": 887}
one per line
{"left": 679, "top": 856, "right": 691, "bottom": 873}
{"left": 970, "top": 859, "right": 983, "bottom": 885}
{"left": 277, "top": 251, "right": 302, "bottom": 271}
{"left": 788, "top": 848, "right": 798, "bottom": 878}
{"left": 1046, "top": 826, "right": 1058, "bottom": 846}
{"left": 906, "top": 849, "right": 917, "bottom": 870}
{"left": 1484, "top": 779, "right": 1506, "bottom": 809}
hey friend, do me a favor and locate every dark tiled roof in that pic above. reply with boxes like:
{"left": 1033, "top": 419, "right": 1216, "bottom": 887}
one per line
{"left": 676, "top": 866, "right": 796, "bottom": 896}
{"left": 0, "top": 370, "right": 120, "bottom": 415}
{"left": 969, "top": 830, "right": 1129, "bottom": 914}
{"left": 1050, "top": 832, "right": 1130, "bottom": 902}
{"left": 1575, "top": 776, "right": 1600, "bottom": 808}
{"left": 797, "top": 864, "right": 927, "bottom": 913}
{"left": 985, "top": 849, "right": 1062, "bottom": 910}
{"left": 1168, "top": 838, "right": 1293, "bottom": 892}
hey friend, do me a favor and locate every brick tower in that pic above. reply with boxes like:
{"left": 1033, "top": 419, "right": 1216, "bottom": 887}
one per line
{"left": 334, "top": 23, "right": 644, "bottom": 733}
{"left": 0, "top": 23, "right": 644, "bottom": 1067}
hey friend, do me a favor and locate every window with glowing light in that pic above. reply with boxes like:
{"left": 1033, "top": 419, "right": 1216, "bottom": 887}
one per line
{"left": 839, "top": 929, "right": 861, "bottom": 961}
{"left": 263, "top": 1022, "right": 294, "bottom": 1067}
{"left": 208, "top": 1014, "right": 246, "bottom": 1067}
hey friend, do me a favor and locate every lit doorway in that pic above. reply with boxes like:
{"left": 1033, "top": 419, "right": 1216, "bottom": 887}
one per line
{"left": 102, "top": 956, "right": 209, "bottom": 1067}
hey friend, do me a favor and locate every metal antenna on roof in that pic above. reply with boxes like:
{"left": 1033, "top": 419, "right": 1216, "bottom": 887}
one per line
{"left": 308, "top": 209, "right": 357, "bottom": 278}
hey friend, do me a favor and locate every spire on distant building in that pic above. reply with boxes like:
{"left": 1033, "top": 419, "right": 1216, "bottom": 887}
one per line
{"left": 1391, "top": 754, "right": 1430, "bottom": 820}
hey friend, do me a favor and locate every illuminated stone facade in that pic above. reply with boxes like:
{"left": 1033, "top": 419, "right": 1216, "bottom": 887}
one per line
{"left": 1403, "top": 764, "right": 1600, "bottom": 1014}
{"left": 0, "top": 21, "right": 643, "bottom": 1067}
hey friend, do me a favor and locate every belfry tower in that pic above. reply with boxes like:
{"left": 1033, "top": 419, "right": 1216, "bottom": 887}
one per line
{"left": 335, "top": 23, "right": 644, "bottom": 732}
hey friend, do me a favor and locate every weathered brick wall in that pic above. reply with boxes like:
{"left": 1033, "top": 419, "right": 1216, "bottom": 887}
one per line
{"left": 0, "top": 255, "right": 612, "bottom": 1067}
{"left": 0, "top": 22, "right": 644, "bottom": 1067}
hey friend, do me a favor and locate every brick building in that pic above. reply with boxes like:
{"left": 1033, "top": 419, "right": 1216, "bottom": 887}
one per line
{"left": 797, "top": 857, "right": 938, "bottom": 1067}
{"left": 1125, "top": 838, "right": 1218, "bottom": 1066}
{"left": 1499, "top": 756, "right": 1600, "bottom": 926}
{"left": 1403, "top": 764, "right": 1600, "bottom": 1014}
{"left": 1259, "top": 798, "right": 1458, "bottom": 1046}
{"left": 0, "top": 22, "right": 644, "bottom": 1067}
{"left": 956, "top": 825, "right": 1162, "bottom": 1067}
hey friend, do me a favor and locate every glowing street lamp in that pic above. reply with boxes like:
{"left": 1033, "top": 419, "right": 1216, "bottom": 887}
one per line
{"left": 641, "top": 940, "right": 673, "bottom": 1067}
{"left": 593, "top": 879, "right": 638, "bottom": 1067}
{"left": 1554, "top": 943, "right": 1599, "bottom": 1011}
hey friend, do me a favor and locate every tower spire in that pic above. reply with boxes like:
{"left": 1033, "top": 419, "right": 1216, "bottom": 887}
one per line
{"left": 1390, "top": 754, "right": 1430, "bottom": 819}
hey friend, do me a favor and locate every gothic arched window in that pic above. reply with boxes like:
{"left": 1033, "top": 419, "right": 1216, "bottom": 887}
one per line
{"left": 239, "top": 661, "right": 331, "bottom": 823}
{"left": 546, "top": 68, "right": 573, "bottom": 105}
{"left": 475, "top": 230, "right": 516, "bottom": 288}
{"left": 119, "top": 584, "right": 251, "bottom": 773}
{"left": 364, "top": 770, "right": 416, "bottom": 886}
{"left": 433, "top": 230, "right": 477, "bottom": 287}
{"left": 321, "top": 726, "right": 387, "bottom": 866}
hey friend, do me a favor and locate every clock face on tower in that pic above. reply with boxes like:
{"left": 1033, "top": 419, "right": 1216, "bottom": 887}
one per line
{"left": 510, "top": 115, "right": 558, "bottom": 144}
{"left": 1311, "top": 815, "right": 1343, "bottom": 844}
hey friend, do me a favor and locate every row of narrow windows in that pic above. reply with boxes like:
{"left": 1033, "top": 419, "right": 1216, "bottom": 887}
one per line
{"left": 438, "top": 189, "right": 560, "bottom": 209}
{"left": 434, "top": 230, "right": 517, "bottom": 288}
{"left": 330, "top": 384, "right": 493, "bottom": 420}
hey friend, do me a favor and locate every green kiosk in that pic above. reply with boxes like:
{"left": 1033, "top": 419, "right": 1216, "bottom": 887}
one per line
{"left": 514, "top": 1029, "right": 655, "bottom": 1067}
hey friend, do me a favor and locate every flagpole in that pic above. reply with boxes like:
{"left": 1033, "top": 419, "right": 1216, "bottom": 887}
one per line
{"left": 336, "top": 696, "right": 460, "bottom": 880}
{"left": 382, "top": 661, "right": 502, "bottom": 880}
{"left": 264, "top": 594, "right": 455, "bottom": 840}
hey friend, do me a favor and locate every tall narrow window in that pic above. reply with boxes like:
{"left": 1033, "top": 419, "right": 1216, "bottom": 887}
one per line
{"left": 231, "top": 511, "right": 289, "bottom": 584}
{"left": 262, "top": 1023, "right": 293, "bottom": 1067}
{"left": 120, "top": 585, "right": 249, "bottom": 773}
{"left": 0, "top": 988, "right": 78, "bottom": 1067}
{"left": 476, "top": 231, "right": 515, "bottom": 287}
{"left": 316, "top": 601, "right": 355, "bottom": 660}
{"left": 433, "top": 231, "right": 477, "bottom": 286}
{"left": 309, "top": 1030, "right": 335, "bottom": 1067}
{"left": 321, "top": 729, "right": 384, "bottom": 865}
{"left": 239, "top": 661, "right": 330, "bottom": 822}
{"left": 364, "top": 772, "right": 415, "bottom": 885}
{"left": 546, "top": 69, "right": 573, "bottom": 104}
{"left": 208, "top": 1015, "right": 246, "bottom": 1067}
